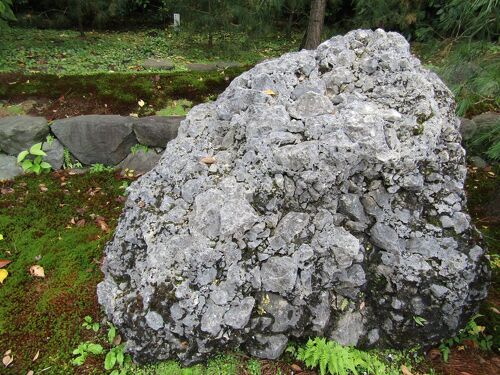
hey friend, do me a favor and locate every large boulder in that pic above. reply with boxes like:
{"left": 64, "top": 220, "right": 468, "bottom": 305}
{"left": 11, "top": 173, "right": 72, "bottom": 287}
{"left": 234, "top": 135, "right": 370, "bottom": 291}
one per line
{"left": 0, "top": 116, "right": 49, "bottom": 155}
{"left": 118, "top": 148, "right": 162, "bottom": 175}
{"left": 98, "top": 29, "right": 490, "bottom": 365}
{"left": 51, "top": 115, "right": 137, "bottom": 165}
{"left": 42, "top": 138, "right": 65, "bottom": 170}
{"left": 132, "top": 116, "right": 183, "bottom": 147}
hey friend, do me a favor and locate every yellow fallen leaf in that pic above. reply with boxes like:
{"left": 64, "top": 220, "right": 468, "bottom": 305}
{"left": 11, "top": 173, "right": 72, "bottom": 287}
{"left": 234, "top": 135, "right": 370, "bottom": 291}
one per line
{"left": 401, "top": 365, "right": 413, "bottom": 375}
{"left": 27, "top": 371, "right": 34, "bottom": 375}
{"left": 138, "top": 99, "right": 145, "bottom": 107}
{"left": 29, "top": 265, "right": 45, "bottom": 278}
{"left": 0, "top": 269, "right": 8, "bottom": 284}
{"left": 32, "top": 350, "right": 39, "bottom": 362}
{"left": 263, "top": 89, "right": 277, "bottom": 96}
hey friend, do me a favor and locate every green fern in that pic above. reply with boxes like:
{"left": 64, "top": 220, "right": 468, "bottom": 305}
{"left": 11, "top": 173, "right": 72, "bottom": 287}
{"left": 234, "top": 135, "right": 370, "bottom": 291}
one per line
{"left": 295, "top": 338, "right": 392, "bottom": 375}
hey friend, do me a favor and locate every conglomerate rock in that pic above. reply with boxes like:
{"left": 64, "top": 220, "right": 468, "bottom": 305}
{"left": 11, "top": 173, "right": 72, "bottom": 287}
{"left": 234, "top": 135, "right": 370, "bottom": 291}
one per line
{"left": 98, "top": 29, "right": 490, "bottom": 364}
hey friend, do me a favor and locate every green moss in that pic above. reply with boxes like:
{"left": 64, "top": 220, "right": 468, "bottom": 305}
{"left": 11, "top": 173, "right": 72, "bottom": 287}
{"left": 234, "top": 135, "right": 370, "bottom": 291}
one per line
{"left": 0, "top": 171, "right": 124, "bottom": 374}
{"left": 156, "top": 99, "right": 193, "bottom": 116}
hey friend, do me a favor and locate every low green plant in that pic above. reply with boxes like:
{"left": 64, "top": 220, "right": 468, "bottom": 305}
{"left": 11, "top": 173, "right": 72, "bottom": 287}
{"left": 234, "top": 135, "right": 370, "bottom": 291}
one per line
{"left": 131, "top": 144, "right": 149, "bottom": 155}
{"left": 72, "top": 342, "right": 104, "bottom": 365}
{"left": 17, "top": 143, "right": 52, "bottom": 175}
{"left": 246, "top": 358, "right": 261, "bottom": 375}
{"left": 439, "top": 313, "right": 494, "bottom": 362}
{"left": 45, "top": 134, "right": 55, "bottom": 146}
{"left": 156, "top": 99, "right": 193, "bottom": 116}
{"left": 292, "top": 338, "right": 395, "bottom": 375}
{"left": 72, "top": 317, "right": 129, "bottom": 374}
{"left": 90, "top": 163, "right": 115, "bottom": 174}
{"left": 63, "top": 148, "right": 83, "bottom": 169}
{"left": 82, "top": 315, "right": 100, "bottom": 332}
{"left": 413, "top": 316, "right": 427, "bottom": 327}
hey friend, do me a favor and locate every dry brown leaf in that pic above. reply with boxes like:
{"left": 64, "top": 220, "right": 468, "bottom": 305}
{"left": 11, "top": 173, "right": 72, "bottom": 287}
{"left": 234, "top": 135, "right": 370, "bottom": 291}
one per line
{"left": 113, "top": 334, "right": 122, "bottom": 346}
{"left": 0, "top": 259, "right": 12, "bottom": 268}
{"left": 95, "top": 217, "right": 110, "bottom": 233}
{"left": 76, "top": 219, "right": 86, "bottom": 227}
{"left": 291, "top": 363, "right": 302, "bottom": 372}
{"left": 138, "top": 201, "right": 145, "bottom": 208}
{"left": 401, "top": 365, "right": 413, "bottom": 375}
{"left": 2, "top": 353, "right": 13, "bottom": 367}
{"left": 200, "top": 156, "right": 216, "bottom": 165}
{"left": 0, "top": 188, "right": 14, "bottom": 194}
{"left": 39, "top": 184, "right": 48, "bottom": 192}
{"left": 29, "top": 265, "right": 45, "bottom": 278}
{"left": 32, "top": 350, "right": 40, "bottom": 362}
{"left": 428, "top": 348, "right": 441, "bottom": 360}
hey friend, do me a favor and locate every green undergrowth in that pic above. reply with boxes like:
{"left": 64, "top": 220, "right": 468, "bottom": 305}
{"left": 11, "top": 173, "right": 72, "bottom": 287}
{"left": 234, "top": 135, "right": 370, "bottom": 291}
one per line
{"left": 156, "top": 99, "right": 193, "bottom": 116}
{"left": 0, "top": 68, "right": 244, "bottom": 108}
{"left": 0, "top": 27, "right": 300, "bottom": 75}
{"left": 414, "top": 39, "right": 499, "bottom": 117}
{"left": 0, "top": 171, "right": 125, "bottom": 374}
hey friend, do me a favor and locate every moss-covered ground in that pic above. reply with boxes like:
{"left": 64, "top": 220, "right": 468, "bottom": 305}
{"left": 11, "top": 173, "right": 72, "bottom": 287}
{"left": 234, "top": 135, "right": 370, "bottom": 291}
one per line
{"left": 0, "top": 27, "right": 300, "bottom": 75}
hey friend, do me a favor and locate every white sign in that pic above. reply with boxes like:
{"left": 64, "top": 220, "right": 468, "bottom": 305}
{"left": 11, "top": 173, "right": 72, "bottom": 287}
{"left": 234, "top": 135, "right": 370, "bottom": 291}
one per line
{"left": 173, "top": 13, "right": 180, "bottom": 29}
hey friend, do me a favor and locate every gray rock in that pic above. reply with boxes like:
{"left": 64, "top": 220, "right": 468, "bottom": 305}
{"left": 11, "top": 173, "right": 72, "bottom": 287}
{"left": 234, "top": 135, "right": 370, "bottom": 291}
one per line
{"left": 142, "top": 58, "right": 175, "bottom": 70}
{"left": 98, "top": 29, "right": 489, "bottom": 365}
{"left": 132, "top": 116, "right": 183, "bottom": 147}
{"left": 51, "top": 115, "right": 136, "bottom": 165}
{"left": 186, "top": 63, "right": 218, "bottom": 72}
{"left": 0, "top": 154, "right": 23, "bottom": 180}
{"left": 459, "top": 118, "right": 476, "bottom": 140}
{"left": 247, "top": 334, "right": 288, "bottom": 359}
{"left": 0, "top": 116, "right": 48, "bottom": 155}
{"left": 118, "top": 149, "right": 162, "bottom": 175}
{"left": 469, "top": 156, "right": 487, "bottom": 169}
{"left": 42, "top": 138, "right": 64, "bottom": 170}
{"left": 471, "top": 111, "right": 499, "bottom": 131}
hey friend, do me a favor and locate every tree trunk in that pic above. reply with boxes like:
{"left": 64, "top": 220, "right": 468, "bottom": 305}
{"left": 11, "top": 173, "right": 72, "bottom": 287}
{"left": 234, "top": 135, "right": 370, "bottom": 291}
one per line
{"left": 302, "top": 0, "right": 327, "bottom": 50}
{"left": 286, "top": 11, "right": 294, "bottom": 39}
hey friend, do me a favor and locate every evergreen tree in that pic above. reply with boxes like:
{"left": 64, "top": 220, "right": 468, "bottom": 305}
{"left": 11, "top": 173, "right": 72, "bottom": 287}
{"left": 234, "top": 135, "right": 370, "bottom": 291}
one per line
{"left": 0, "top": 0, "right": 15, "bottom": 28}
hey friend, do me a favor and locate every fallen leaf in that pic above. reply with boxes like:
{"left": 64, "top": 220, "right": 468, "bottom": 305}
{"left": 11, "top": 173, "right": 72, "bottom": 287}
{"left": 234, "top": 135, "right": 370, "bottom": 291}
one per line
{"left": 200, "top": 156, "right": 216, "bottom": 165}
{"left": 459, "top": 372, "right": 473, "bottom": 375}
{"left": 263, "top": 88, "right": 277, "bottom": 96}
{"left": 291, "top": 363, "right": 302, "bottom": 372}
{"left": 27, "top": 371, "right": 34, "bottom": 375}
{"left": 39, "top": 184, "right": 48, "bottom": 192}
{"left": 2, "top": 352, "right": 13, "bottom": 367}
{"left": 95, "top": 217, "right": 110, "bottom": 233}
{"left": 1, "top": 188, "right": 14, "bottom": 194}
{"left": 76, "top": 219, "right": 86, "bottom": 227}
{"left": 138, "top": 200, "right": 145, "bottom": 208}
{"left": 138, "top": 99, "right": 145, "bottom": 107}
{"left": 401, "top": 365, "right": 413, "bottom": 375}
{"left": 29, "top": 265, "right": 45, "bottom": 278}
{"left": 113, "top": 334, "right": 122, "bottom": 346}
{"left": 0, "top": 269, "right": 8, "bottom": 283}
{"left": 32, "top": 350, "right": 39, "bottom": 362}
{"left": 0, "top": 259, "right": 12, "bottom": 268}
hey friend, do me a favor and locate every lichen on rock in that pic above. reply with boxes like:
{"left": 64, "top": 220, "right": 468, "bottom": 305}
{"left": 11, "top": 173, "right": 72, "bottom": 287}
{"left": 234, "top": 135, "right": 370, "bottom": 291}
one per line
{"left": 97, "top": 29, "right": 490, "bottom": 364}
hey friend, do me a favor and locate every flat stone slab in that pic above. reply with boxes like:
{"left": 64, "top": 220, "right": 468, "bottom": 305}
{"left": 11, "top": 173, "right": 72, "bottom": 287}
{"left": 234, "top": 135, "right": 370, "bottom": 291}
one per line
{"left": 51, "top": 115, "right": 137, "bottom": 165}
{"left": 186, "top": 63, "right": 219, "bottom": 72}
{"left": 0, "top": 116, "right": 49, "bottom": 155}
{"left": 132, "top": 116, "right": 183, "bottom": 147}
{"left": 142, "top": 58, "right": 175, "bottom": 70}
{"left": 0, "top": 154, "right": 23, "bottom": 180}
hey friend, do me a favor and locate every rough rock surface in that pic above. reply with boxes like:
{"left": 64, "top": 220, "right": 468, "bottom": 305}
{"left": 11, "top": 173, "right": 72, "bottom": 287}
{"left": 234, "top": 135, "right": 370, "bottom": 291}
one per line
{"left": 142, "top": 58, "right": 175, "bottom": 71}
{"left": 51, "top": 115, "right": 136, "bottom": 165}
{"left": 98, "top": 29, "right": 490, "bottom": 365}
{"left": 0, "top": 116, "right": 49, "bottom": 155}
{"left": 133, "top": 116, "right": 183, "bottom": 147}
